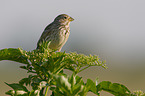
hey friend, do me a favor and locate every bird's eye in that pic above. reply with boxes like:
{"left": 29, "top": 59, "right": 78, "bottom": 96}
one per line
{"left": 64, "top": 17, "right": 67, "bottom": 19}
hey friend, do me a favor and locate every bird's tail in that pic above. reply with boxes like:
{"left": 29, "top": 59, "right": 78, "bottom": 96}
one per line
{"left": 36, "top": 41, "right": 41, "bottom": 49}
{"left": 36, "top": 45, "right": 39, "bottom": 49}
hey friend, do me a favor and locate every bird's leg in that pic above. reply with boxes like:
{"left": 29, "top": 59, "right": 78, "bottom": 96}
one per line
{"left": 58, "top": 48, "right": 61, "bottom": 52}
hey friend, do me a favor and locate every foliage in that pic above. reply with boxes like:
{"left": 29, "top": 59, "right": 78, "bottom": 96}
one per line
{"left": 0, "top": 41, "right": 144, "bottom": 96}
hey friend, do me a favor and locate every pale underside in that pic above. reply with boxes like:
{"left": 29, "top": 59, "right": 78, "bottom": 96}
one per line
{"left": 45, "top": 28, "right": 70, "bottom": 51}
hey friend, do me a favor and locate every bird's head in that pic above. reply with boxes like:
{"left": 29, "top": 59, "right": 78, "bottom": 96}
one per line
{"left": 54, "top": 14, "right": 74, "bottom": 25}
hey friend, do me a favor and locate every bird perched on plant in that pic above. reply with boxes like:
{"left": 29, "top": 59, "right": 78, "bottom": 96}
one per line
{"left": 37, "top": 14, "right": 74, "bottom": 51}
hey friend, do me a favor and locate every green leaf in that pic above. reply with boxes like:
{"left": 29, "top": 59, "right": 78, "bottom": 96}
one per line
{"left": 5, "top": 90, "right": 28, "bottom": 96}
{"left": 31, "top": 77, "right": 42, "bottom": 90}
{"left": 19, "top": 75, "right": 33, "bottom": 86}
{"left": 53, "top": 52, "right": 66, "bottom": 73}
{"left": 53, "top": 74, "right": 71, "bottom": 94}
{"left": 29, "top": 90, "right": 40, "bottom": 96}
{"left": 39, "top": 81, "right": 48, "bottom": 89}
{"left": 19, "top": 78, "right": 30, "bottom": 86}
{"left": 15, "top": 90, "right": 28, "bottom": 96}
{"left": 0, "top": 48, "right": 29, "bottom": 64}
{"left": 75, "top": 76, "right": 83, "bottom": 85}
{"left": 5, "top": 90, "right": 15, "bottom": 95}
{"left": 5, "top": 83, "right": 29, "bottom": 96}
{"left": 5, "top": 82, "right": 28, "bottom": 92}
{"left": 78, "top": 79, "right": 97, "bottom": 96}
{"left": 41, "top": 66, "right": 51, "bottom": 78}
{"left": 96, "top": 81, "right": 131, "bottom": 96}
{"left": 68, "top": 74, "right": 83, "bottom": 95}
{"left": 68, "top": 74, "right": 76, "bottom": 88}
{"left": 72, "top": 84, "right": 83, "bottom": 95}
{"left": 86, "top": 79, "right": 96, "bottom": 94}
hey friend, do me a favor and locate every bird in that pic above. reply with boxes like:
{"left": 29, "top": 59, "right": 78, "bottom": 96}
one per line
{"left": 37, "top": 14, "right": 74, "bottom": 51}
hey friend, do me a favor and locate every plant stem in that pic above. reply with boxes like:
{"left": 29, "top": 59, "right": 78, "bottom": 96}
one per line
{"left": 40, "top": 88, "right": 44, "bottom": 96}
{"left": 79, "top": 65, "right": 90, "bottom": 73}
{"left": 45, "top": 86, "right": 49, "bottom": 96}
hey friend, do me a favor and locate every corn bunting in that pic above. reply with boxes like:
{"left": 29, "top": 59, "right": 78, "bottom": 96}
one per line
{"left": 37, "top": 14, "right": 74, "bottom": 51}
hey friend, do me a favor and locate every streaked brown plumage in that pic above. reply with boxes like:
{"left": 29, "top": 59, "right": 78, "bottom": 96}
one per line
{"left": 37, "top": 14, "right": 74, "bottom": 51}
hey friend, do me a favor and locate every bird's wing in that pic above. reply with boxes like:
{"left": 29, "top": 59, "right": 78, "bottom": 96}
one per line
{"left": 37, "top": 23, "right": 54, "bottom": 49}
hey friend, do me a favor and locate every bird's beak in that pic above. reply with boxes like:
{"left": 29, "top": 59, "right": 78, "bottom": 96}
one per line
{"left": 69, "top": 17, "right": 74, "bottom": 22}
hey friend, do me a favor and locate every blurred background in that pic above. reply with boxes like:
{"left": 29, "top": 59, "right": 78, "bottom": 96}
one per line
{"left": 0, "top": 0, "right": 145, "bottom": 95}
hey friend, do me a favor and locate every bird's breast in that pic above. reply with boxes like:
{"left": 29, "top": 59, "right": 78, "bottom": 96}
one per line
{"left": 49, "top": 27, "right": 70, "bottom": 50}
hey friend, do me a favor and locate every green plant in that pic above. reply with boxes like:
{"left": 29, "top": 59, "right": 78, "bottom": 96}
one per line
{"left": 0, "top": 41, "right": 144, "bottom": 96}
